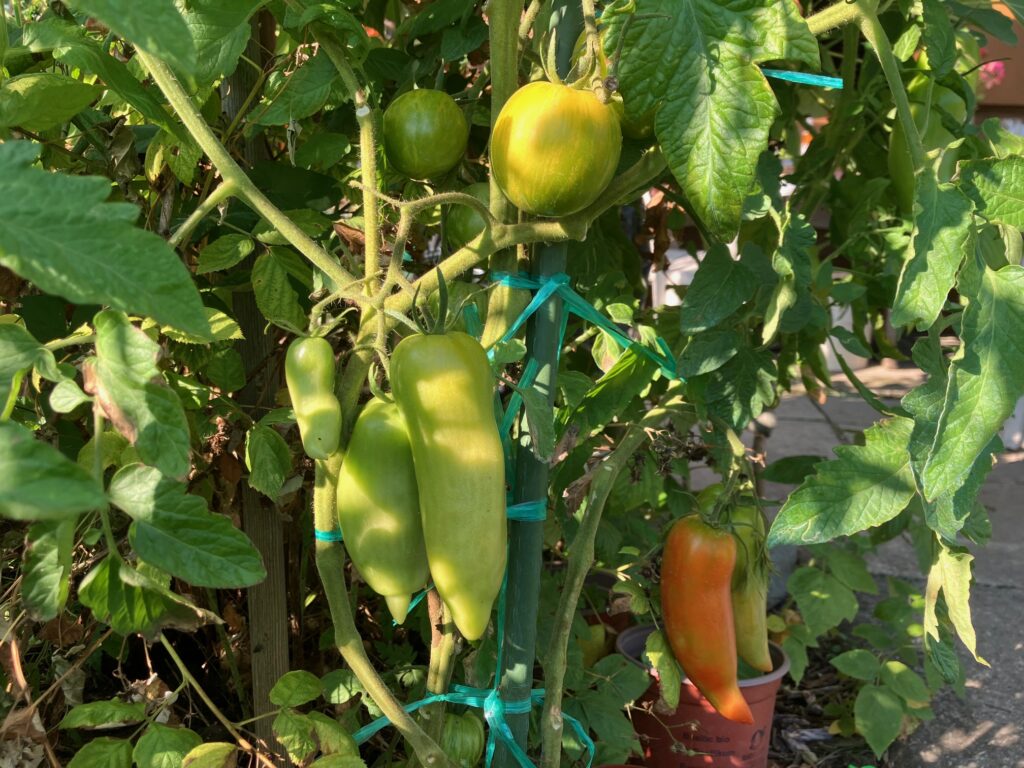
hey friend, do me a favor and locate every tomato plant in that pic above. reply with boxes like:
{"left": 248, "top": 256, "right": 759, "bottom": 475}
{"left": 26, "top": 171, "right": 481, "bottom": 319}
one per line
{"left": 0, "top": 0, "right": 1019, "bottom": 766}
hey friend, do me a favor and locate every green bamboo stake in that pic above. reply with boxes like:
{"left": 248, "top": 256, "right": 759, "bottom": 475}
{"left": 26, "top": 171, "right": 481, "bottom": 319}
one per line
{"left": 493, "top": 5, "right": 581, "bottom": 767}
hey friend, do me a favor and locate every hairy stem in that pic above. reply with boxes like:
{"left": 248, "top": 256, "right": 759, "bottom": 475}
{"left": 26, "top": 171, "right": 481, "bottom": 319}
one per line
{"left": 805, "top": 0, "right": 865, "bottom": 36}
{"left": 169, "top": 180, "right": 236, "bottom": 249}
{"left": 539, "top": 399, "right": 683, "bottom": 768}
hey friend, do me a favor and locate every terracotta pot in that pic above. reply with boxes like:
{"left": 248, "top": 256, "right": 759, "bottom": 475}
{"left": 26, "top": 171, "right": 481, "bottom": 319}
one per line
{"left": 616, "top": 625, "right": 790, "bottom": 768}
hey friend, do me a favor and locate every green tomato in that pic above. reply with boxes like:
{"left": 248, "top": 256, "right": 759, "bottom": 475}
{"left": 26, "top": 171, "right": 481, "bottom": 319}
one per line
{"left": 444, "top": 183, "right": 490, "bottom": 251}
{"left": 442, "top": 713, "right": 485, "bottom": 768}
{"left": 490, "top": 81, "right": 622, "bottom": 217}
{"left": 382, "top": 89, "right": 468, "bottom": 180}
{"left": 390, "top": 331, "right": 506, "bottom": 641}
{"left": 336, "top": 399, "right": 429, "bottom": 624}
{"left": 285, "top": 337, "right": 342, "bottom": 460}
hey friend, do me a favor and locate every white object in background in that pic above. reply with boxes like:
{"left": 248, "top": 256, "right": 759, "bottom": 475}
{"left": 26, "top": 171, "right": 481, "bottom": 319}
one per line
{"left": 1000, "top": 397, "right": 1024, "bottom": 451}
{"left": 821, "top": 301, "right": 870, "bottom": 373}
{"left": 648, "top": 241, "right": 701, "bottom": 308}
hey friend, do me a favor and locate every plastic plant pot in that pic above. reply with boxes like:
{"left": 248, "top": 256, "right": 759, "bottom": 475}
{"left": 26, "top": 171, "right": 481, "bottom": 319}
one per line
{"left": 616, "top": 624, "right": 790, "bottom": 768}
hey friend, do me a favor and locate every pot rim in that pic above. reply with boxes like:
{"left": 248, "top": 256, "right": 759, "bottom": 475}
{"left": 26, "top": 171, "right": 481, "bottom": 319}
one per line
{"left": 615, "top": 624, "right": 791, "bottom": 688}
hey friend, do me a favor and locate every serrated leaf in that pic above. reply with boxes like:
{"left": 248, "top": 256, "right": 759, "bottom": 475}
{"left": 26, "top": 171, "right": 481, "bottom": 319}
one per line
{"left": 761, "top": 455, "right": 823, "bottom": 485}
{"left": 0, "top": 142, "right": 210, "bottom": 338}
{"left": 66, "top": 737, "right": 133, "bottom": 768}
{"left": 0, "top": 421, "right": 106, "bottom": 521}
{"left": 145, "top": 129, "right": 203, "bottom": 185}
{"left": 921, "top": 263, "right": 1024, "bottom": 500}
{"left": 321, "top": 669, "right": 359, "bottom": 705}
{"left": 307, "top": 712, "right": 359, "bottom": 757}
{"left": 79, "top": 556, "right": 219, "bottom": 640}
{"left": 829, "top": 649, "right": 880, "bottom": 681}
{"left": 178, "top": 0, "right": 265, "bottom": 89}
{"left": 252, "top": 251, "right": 307, "bottom": 332}
{"left": 92, "top": 310, "right": 192, "bottom": 478}
{"left": 295, "top": 132, "right": 352, "bottom": 170}
{"left": 270, "top": 670, "right": 323, "bottom": 707}
{"left": 274, "top": 708, "right": 318, "bottom": 765}
{"left": 164, "top": 308, "right": 243, "bottom": 344}
{"left": 704, "top": 345, "right": 776, "bottom": 431}
{"left": 921, "top": 0, "right": 956, "bottom": 77}
{"left": 562, "top": 347, "right": 656, "bottom": 438}
{"left": 610, "top": 581, "right": 650, "bottom": 615}
{"left": 892, "top": 176, "right": 973, "bottom": 329}
{"left": 108, "top": 464, "right": 266, "bottom": 588}
{"left": 22, "top": 520, "right": 76, "bottom": 620}
{"left": 245, "top": 424, "right": 293, "bottom": 499}
{"left": 763, "top": 211, "right": 815, "bottom": 343}
{"left": 64, "top": 0, "right": 197, "bottom": 76}
{"left": 821, "top": 547, "right": 877, "bottom": 595}
{"left": 254, "top": 211, "right": 331, "bottom": 246}
{"left": 768, "top": 418, "right": 916, "bottom": 546}
{"left": 0, "top": 72, "right": 102, "bottom": 131}
{"left": 676, "top": 329, "right": 740, "bottom": 378}
{"left": 311, "top": 755, "right": 367, "bottom": 768}
{"left": 520, "top": 386, "right": 556, "bottom": 462}
{"left": 196, "top": 235, "right": 254, "bottom": 274}
{"left": 50, "top": 379, "right": 92, "bottom": 413}
{"left": 0, "top": 322, "right": 55, "bottom": 408}
{"left": 787, "top": 567, "right": 858, "bottom": 636}
{"left": 133, "top": 724, "right": 203, "bottom": 768}
{"left": 923, "top": 543, "right": 986, "bottom": 664}
{"left": 251, "top": 52, "right": 340, "bottom": 126}
{"left": 60, "top": 699, "right": 146, "bottom": 729}
{"left": 678, "top": 245, "right": 758, "bottom": 333}
{"left": 959, "top": 156, "right": 1024, "bottom": 229}
{"left": 854, "top": 685, "right": 904, "bottom": 757}
{"left": 205, "top": 348, "right": 247, "bottom": 392}
{"left": 605, "top": 0, "right": 817, "bottom": 240}
{"left": 643, "top": 629, "right": 680, "bottom": 710}
{"left": 182, "top": 742, "right": 236, "bottom": 768}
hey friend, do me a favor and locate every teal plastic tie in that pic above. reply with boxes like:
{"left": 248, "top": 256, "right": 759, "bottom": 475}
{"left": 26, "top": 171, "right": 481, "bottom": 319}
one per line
{"left": 314, "top": 528, "right": 343, "bottom": 543}
{"left": 463, "top": 302, "right": 483, "bottom": 340}
{"left": 507, "top": 500, "right": 547, "bottom": 522}
{"left": 761, "top": 68, "right": 844, "bottom": 90}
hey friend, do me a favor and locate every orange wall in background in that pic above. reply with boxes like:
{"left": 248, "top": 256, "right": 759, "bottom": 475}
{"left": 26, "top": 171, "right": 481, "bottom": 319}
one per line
{"left": 981, "top": 4, "right": 1024, "bottom": 107}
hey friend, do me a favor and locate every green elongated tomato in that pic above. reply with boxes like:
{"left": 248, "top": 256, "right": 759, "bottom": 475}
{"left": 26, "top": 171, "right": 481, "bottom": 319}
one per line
{"left": 887, "top": 78, "right": 967, "bottom": 215}
{"left": 383, "top": 89, "right": 469, "bottom": 180}
{"left": 490, "top": 81, "right": 622, "bottom": 217}
{"left": 336, "top": 398, "right": 429, "bottom": 623}
{"left": 390, "top": 332, "right": 506, "bottom": 641}
{"left": 661, "top": 515, "right": 754, "bottom": 724}
{"left": 441, "top": 712, "right": 485, "bottom": 768}
{"left": 285, "top": 337, "right": 341, "bottom": 460}
{"left": 445, "top": 182, "right": 490, "bottom": 251}
{"left": 730, "top": 501, "right": 772, "bottom": 673}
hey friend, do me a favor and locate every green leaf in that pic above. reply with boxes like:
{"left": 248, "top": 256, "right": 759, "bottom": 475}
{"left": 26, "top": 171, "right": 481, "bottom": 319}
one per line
{"left": 79, "top": 556, "right": 219, "bottom": 640}
{"left": 921, "top": 264, "right": 1024, "bottom": 500}
{"left": 610, "top": 581, "right": 649, "bottom": 615}
{"left": 311, "top": 755, "right": 367, "bottom": 768}
{"left": 0, "top": 72, "right": 102, "bottom": 131}
{"left": 60, "top": 699, "right": 146, "bottom": 729}
{"left": 676, "top": 329, "right": 740, "bottom": 378}
{"left": 178, "top": 0, "right": 265, "bottom": 89}
{"left": 829, "top": 649, "right": 880, "bottom": 681}
{"left": 67, "top": 737, "right": 133, "bottom": 768}
{"left": 145, "top": 129, "right": 203, "bottom": 185}
{"left": 321, "top": 669, "right": 360, "bottom": 705}
{"left": 959, "top": 156, "right": 1024, "bottom": 229}
{"left": 643, "top": 629, "right": 680, "bottom": 710}
{"left": 50, "top": 379, "right": 92, "bottom": 413}
{"left": 562, "top": 347, "right": 656, "bottom": 438}
{"left": 787, "top": 567, "right": 858, "bottom": 636}
{"left": 295, "top": 132, "right": 352, "bottom": 170}
{"left": 921, "top": 0, "right": 956, "bottom": 77}
{"left": 251, "top": 52, "right": 340, "bottom": 126}
{"left": 245, "top": 424, "right": 293, "bottom": 500}
{"left": 924, "top": 543, "right": 986, "bottom": 665}
{"left": 979, "top": 119, "right": 1024, "bottom": 159}
{"left": 782, "top": 636, "right": 809, "bottom": 683}
{"left": 892, "top": 176, "right": 973, "bottom": 329}
{"left": 880, "top": 661, "right": 931, "bottom": 707}
{"left": 164, "top": 308, "right": 243, "bottom": 344}
{"left": 64, "top": 0, "right": 197, "bottom": 75}
{"left": 92, "top": 310, "right": 192, "bottom": 479}
{"left": 0, "top": 142, "right": 210, "bottom": 338}
{"left": 133, "top": 724, "right": 203, "bottom": 768}
{"left": 854, "top": 685, "right": 904, "bottom": 757}
{"left": 768, "top": 418, "right": 916, "bottom": 546}
{"left": 520, "top": 386, "right": 556, "bottom": 462}
{"left": 109, "top": 464, "right": 266, "bottom": 588}
{"left": 307, "top": 712, "right": 359, "bottom": 756}
{"left": 703, "top": 345, "right": 776, "bottom": 432}
{"left": 270, "top": 670, "right": 323, "bottom": 707}
{"left": 182, "top": 742, "right": 237, "bottom": 768}
{"left": 252, "top": 251, "right": 307, "bottom": 332}
{"left": 0, "top": 322, "right": 55, "bottom": 409}
{"left": 605, "top": 0, "right": 817, "bottom": 240}
{"left": 0, "top": 421, "right": 106, "bottom": 521}
{"left": 273, "top": 708, "right": 318, "bottom": 766}
{"left": 678, "top": 245, "right": 758, "bottom": 333}
{"left": 831, "top": 327, "right": 871, "bottom": 358}
{"left": 763, "top": 211, "right": 815, "bottom": 343}
{"left": 196, "top": 235, "right": 254, "bottom": 274}
{"left": 22, "top": 520, "right": 76, "bottom": 620}
{"left": 821, "top": 547, "right": 877, "bottom": 595}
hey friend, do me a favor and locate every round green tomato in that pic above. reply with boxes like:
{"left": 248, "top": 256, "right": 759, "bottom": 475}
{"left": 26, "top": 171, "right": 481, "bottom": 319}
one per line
{"left": 383, "top": 89, "right": 468, "bottom": 180}
{"left": 442, "top": 712, "right": 485, "bottom": 768}
{"left": 490, "top": 81, "right": 622, "bottom": 217}
{"left": 445, "top": 183, "right": 490, "bottom": 250}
